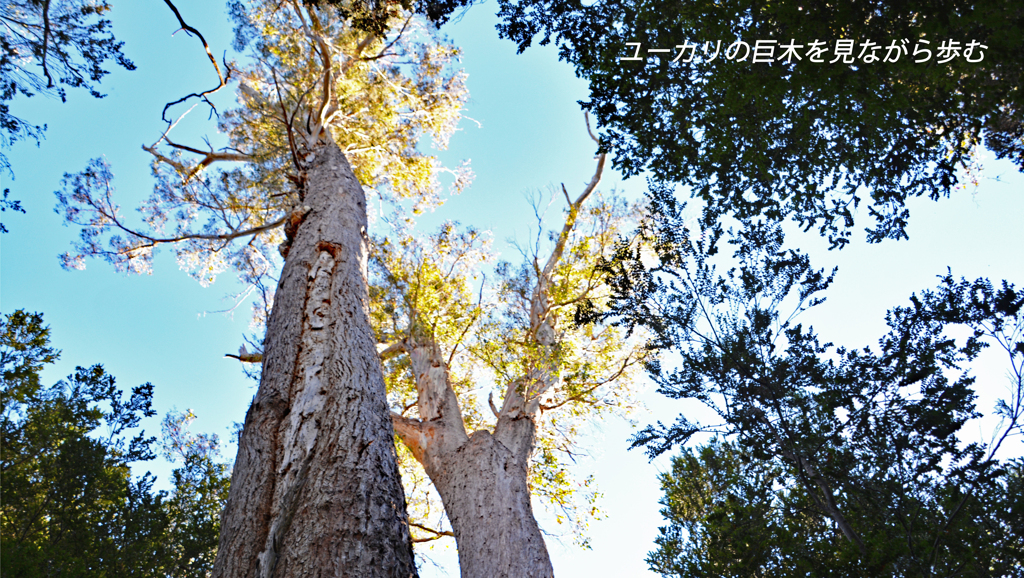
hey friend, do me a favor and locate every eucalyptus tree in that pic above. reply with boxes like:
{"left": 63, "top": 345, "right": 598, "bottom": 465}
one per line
{"left": 56, "top": 1, "right": 470, "bottom": 575}
{"left": 370, "top": 148, "right": 648, "bottom": 576}
{"left": 494, "top": 1, "right": 1024, "bottom": 568}
{"left": 57, "top": 0, "right": 656, "bottom": 573}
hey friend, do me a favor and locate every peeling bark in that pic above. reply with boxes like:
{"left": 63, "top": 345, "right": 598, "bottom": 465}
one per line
{"left": 213, "top": 141, "right": 417, "bottom": 578}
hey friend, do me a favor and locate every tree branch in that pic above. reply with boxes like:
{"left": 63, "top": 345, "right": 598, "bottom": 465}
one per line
{"left": 144, "top": 138, "right": 251, "bottom": 183}
{"left": 360, "top": 13, "right": 412, "bottom": 62}
{"left": 40, "top": 0, "right": 53, "bottom": 88}
{"left": 540, "top": 149, "right": 605, "bottom": 282}
{"left": 83, "top": 198, "right": 288, "bottom": 258}
{"left": 160, "top": 0, "right": 231, "bottom": 123}
{"left": 226, "top": 352, "right": 263, "bottom": 363}
{"left": 377, "top": 341, "right": 406, "bottom": 360}
{"left": 584, "top": 110, "right": 600, "bottom": 145}
{"left": 409, "top": 522, "right": 454, "bottom": 542}
{"left": 391, "top": 412, "right": 430, "bottom": 460}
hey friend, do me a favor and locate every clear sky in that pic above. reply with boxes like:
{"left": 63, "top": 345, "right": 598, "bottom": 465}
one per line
{"left": 2, "top": 1, "right": 1021, "bottom": 577}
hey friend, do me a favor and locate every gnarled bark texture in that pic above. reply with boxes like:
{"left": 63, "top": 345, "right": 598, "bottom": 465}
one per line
{"left": 213, "top": 141, "right": 417, "bottom": 578}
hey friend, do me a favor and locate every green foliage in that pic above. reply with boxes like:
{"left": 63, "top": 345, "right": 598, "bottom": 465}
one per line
{"left": 1, "top": 310, "right": 168, "bottom": 578}
{"left": 370, "top": 192, "right": 649, "bottom": 546}
{"left": 496, "top": 0, "right": 1024, "bottom": 246}
{"left": 1, "top": 310, "right": 59, "bottom": 403}
{"left": 587, "top": 191, "right": 1024, "bottom": 574}
{"left": 1, "top": 311, "right": 232, "bottom": 578}
{"left": 56, "top": 1, "right": 470, "bottom": 329}
{"left": 0, "top": 189, "right": 26, "bottom": 233}
{"left": 300, "top": 0, "right": 474, "bottom": 35}
{"left": 371, "top": 223, "right": 491, "bottom": 431}
{"left": 652, "top": 442, "right": 1024, "bottom": 578}
{"left": 161, "top": 409, "right": 232, "bottom": 578}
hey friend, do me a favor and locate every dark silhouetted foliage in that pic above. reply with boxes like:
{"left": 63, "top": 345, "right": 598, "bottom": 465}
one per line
{"left": 496, "top": 0, "right": 1024, "bottom": 246}
{"left": 1, "top": 311, "right": 231, "bottom": 578}
{"left": 651, "top": 441, "right": 1024, "bottom": 578}
{"left": 1, "top": 0, "right": 135, "bottom": 233}
{"left": 582, "top": 188, "right": 1024, "bottom": 574}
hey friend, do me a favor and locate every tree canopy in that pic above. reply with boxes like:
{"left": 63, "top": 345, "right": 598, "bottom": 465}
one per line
{"left": 40, "top": 0, "right": 1024, "bottom": 574}
{"left": 372, "top": 180, "right": 649, "bottom": 549}
{"left": 650, "top": 440, "right": 1024, "bottom": 577}
{"left": 53, "top": 1, "right": 655, "bottom": 569}
{"left": 1, "top": 310, "right": 166, "bottom": 578}
{"left": 1, "top": 310, "right": 231, "bottom": 578}
{"left": 57, "top": 0, "right": 468, "bottom": 309}
{"left": 1, "top": 0, "right": 135, "bottom": 188}
{"left": 496, "top": 0, "right": 1024, "bottom": 246}
{"left": 584, "top": 187, "right": 1024, "bottom": 573}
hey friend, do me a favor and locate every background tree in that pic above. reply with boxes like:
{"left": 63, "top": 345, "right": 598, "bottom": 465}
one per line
{"left": 585, "top": 191, "right": 1024, "bottom": 574}
{"left": 650, "top": 441, "right": 1024, "bottom": 578}
{"left": 2, "top": 309, "right": 237, "bottom": 578}
{"left": 1, "top": 309, "right": 167, "bottom": 577}
{"left": 371, "top": 141, "right": 648, "bottom": 576}
{"left": 160, "top": 409, "right": 232, "bottom": 578}
{"left": 1, "top": 0, "right": 135, "bottom": 231}
{"left": 496, "top": 0, "right": 1024, "bottom": 246}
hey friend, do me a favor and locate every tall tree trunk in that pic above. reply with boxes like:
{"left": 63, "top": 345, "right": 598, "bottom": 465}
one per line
{"left": 213, "top": 141, "right": 417, "bottom": 578}
{"left": 392, "top": 340, "right": 554, "bottom": 578}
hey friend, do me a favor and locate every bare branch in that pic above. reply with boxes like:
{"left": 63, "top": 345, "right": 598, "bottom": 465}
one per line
{"left": 391, "top": 412, "right": 433, "bottom": 461}
{"left": 409, "top": 522, "right": 454, "bottom": 542}
{"left": 377, "top": 341, "right": 406, "bottom": 360}
{"left": 93, "top": 204, "right": 287, "bottom": 257}
{"left": 584, "top": 110, "right": 600, "bottom": 145}
{"left": 143, "top": 140, "right": 249, "bottom": 184}
{"left": 226, "top": 352, "right": 263, "bottom": 363}
{"left": 360, "top": 13, "right": 412, "bottom": 62}
{"left": 488, "top": 392, "right": 500, "bottom": 419}
{"left": 40, "top": 0, "right": 53, "bottom": 88}
{"left": 270, "top": 69, "right": 304, "bottom": 174}
{"left": 540, "top": 150, "right": 606, "bottom": 281}
{"left": 159, "top": 0, "right": 231, "bottom": 123}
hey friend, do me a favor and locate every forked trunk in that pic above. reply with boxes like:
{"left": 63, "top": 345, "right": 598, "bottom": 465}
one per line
{"left": 428, "top": 422, "right": 553, "bottom": 578}
{"left": 393, "top": 340, "right": 554, "bottom": 578}
{"left": 390, "top": 150, "right": 606, "bottom": 577}
{"left": 213, "top": 141, "right": 417, "bottom": 578}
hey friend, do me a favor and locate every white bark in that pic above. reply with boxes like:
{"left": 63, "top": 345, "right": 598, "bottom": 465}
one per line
{"left": 389, "top": 152, "right": 607, "bottom": 578}
{"left": 393, "top": 339, "right": 553, "bottom": 578}
{"left": 213, "top": 140, "right": 417, "bottom": 578}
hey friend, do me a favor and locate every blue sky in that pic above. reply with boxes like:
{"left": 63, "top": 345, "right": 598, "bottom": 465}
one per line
{"left": 2, "top": 1, "right": 1022, "bottom": 576}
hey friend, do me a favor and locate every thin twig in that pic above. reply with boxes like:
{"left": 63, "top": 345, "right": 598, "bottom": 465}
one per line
{"left": 360, "top": 13, "right": 413, "bottom": 62}
{"left": 409, "top": 521, "right": 454, "bottom": 542}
